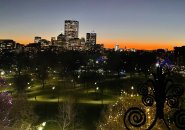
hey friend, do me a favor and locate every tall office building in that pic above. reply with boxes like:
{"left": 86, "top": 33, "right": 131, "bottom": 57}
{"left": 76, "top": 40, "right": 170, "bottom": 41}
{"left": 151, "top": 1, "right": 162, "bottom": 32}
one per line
{"left": 64, "top": 20, "right": 79, "bottom": 41}
{"left": 86, "top": 32, "right": 96, "bottom": 45}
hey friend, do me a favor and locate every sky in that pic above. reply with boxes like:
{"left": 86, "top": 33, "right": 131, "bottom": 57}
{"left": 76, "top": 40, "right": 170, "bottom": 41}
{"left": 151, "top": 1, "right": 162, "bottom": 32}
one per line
{"left": 0, "top": 0, "right": 185, "bottom": 50}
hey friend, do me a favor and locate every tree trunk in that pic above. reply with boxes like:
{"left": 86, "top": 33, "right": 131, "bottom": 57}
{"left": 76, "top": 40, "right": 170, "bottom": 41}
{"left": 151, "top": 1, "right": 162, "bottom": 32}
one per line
{"left": 42, "top": 80, "right": 45, "bottom": 88}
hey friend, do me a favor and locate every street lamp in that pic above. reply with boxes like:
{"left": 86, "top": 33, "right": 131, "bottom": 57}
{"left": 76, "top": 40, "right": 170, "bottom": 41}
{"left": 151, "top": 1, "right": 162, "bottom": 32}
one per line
{"left": 38, "top": 126, "right": 43, "bottom": 130}
{"left": 42, "top": 122, "right": 46, "bottom": 127}
{"left": 155, "top": 62, "right": 160, "bottom": 67}
{"left": 1, "top": 71, "right": 5, "bottom": 76}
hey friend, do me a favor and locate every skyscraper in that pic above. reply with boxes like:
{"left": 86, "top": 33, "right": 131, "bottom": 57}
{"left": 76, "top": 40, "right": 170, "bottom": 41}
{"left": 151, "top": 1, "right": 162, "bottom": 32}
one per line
{"left": 64, "top": 20, "right": 79, "bottom": 41}
{"left": 86, "top": 32, "right": 96, "bottom": 45}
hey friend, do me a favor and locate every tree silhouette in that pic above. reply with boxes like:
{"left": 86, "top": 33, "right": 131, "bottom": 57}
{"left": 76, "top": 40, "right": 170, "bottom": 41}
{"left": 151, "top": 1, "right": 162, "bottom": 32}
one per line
{"left": 15, "top": 52, "right": 30, "bottom": 76}
{"left": 58, "top": 96, "right": 76, "bottom": 130}
{"left": 0, "top": 51, "right": 15, "bottom": 71}
{"left": 34, "top": 51, "right": 51, "bottom": 88}
{"left": 9, "top": 93, "right": 38, "bottom": 129}
{"left": 13, "top": 74, "right": 31, "bottom": 92}
{"left": 0, "top": 91, "right": 12, "bottom": 127}
{"left": 106, "top": 52, "right": 124, "bottom": 77}
{"left": 36, "top": 66, "right": 48, "bottom": 88}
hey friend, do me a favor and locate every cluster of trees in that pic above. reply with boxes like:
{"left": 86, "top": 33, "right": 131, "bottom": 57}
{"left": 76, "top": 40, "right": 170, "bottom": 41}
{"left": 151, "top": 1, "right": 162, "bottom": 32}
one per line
{"left": 0, "top": 50, "right": 158, "bottom": 96}
{"left": 0, "top": 50, "right": 157, "bottom": 75}
{"left": 0, "top": 49, "right": 159, "bottom": 129}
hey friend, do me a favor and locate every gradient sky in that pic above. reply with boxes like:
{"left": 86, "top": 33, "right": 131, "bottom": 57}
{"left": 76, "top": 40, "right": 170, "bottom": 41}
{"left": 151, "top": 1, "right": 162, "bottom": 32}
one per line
{"left": 0, "top": 0, "right": 185, "bottom": 50}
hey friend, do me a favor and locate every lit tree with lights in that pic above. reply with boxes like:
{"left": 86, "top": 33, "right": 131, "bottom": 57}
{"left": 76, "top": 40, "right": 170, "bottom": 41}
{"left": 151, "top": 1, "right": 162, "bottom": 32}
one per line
{"left": 98, "top": 95, "right": 166, "bottom": 130}
{"left": 0, "top": 77, "right": 13, "bottom": 129}
{"left": 10, "top": 72, "right": 38, "bottom": 129}
{"left": 98, "top": 55, "right": 185, "bottom": 130}
{"left": 0, "top": 91, "right": 12, "bottom": 128}
{"left": 9, "top": 93, "right": 38, "bottom": 130}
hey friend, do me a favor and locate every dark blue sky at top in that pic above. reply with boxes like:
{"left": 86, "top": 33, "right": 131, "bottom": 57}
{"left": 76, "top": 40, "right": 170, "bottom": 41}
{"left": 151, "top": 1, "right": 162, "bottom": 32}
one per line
{"left": 0, "top": 0, "right": 185, "bottom": 48}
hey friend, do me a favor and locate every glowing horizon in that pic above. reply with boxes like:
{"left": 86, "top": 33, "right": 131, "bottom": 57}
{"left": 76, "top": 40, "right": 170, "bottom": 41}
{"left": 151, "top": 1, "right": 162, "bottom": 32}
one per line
{"left": 6, "top": 37, "right": 177, "bottom": 50}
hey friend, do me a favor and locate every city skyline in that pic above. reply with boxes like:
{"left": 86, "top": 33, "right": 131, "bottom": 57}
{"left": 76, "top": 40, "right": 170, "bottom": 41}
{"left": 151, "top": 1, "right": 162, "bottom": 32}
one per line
{"left": 0, "top": 0, "right": 185, "bottom": 50}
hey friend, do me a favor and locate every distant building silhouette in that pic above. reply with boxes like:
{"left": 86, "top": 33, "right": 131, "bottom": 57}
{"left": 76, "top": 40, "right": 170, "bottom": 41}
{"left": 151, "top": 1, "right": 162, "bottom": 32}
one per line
{"left": 57, "top": 33, "right": 66, "bottom": 41}
{"left": 57, "top": 33, "right": 66, "bottom": 46}
{"left": 34, "top": 36, "right": 41, "bottom": 43}
{"left": 174, "top": 46, "right": 185, "bottom": 65}
{"left": 86, "top": 32, "right": 96, "bottom": 45}
{"left": 24, "top": 43, "right": 40, "bottom": 53}
{"left": 0, "top": 39, "right": 16, "bottom": 51}
{"left": 51, "top": 37, "right": 56, "bottom": 45}
{"left": 114, "top": 44, "right": 119, "bottom": 51}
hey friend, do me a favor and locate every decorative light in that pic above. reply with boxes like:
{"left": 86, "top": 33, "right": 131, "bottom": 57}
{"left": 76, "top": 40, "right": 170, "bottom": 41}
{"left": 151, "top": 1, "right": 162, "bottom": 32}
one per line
{"left": 38, "top": 126, "right": 43, "bottom": 130}
{"left": 1, "top": 71, "right": 5, "bottom": 75}
{"left": 155, "top": 63, "right": 160, "bottom": 67}
{"left": 42, "top": 122, "right": 46, "bottom": 126}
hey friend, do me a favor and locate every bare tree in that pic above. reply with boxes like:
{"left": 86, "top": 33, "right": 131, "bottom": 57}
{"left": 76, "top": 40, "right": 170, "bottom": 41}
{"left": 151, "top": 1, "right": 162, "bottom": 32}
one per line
{"left": 58, "top": 96, "right": 76, "bottom": 130}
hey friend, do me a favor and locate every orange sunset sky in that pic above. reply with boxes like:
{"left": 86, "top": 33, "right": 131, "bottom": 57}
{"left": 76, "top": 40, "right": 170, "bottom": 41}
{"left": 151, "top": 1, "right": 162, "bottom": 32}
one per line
{"left": 8, "top": 35, "right": 182, "bottom": 50}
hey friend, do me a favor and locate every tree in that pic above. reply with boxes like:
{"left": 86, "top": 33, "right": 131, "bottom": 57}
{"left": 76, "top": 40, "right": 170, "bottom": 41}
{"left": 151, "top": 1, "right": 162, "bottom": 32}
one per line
{"left": 34, "top": 51, "right": 51, "bottom": 88}
{"left": 0, "top": 77, "right": 12, "bottom": 129}
{"left": 97, "top": 96, "right": 165, "bottom": 130}
{"left": 0, "top": 91, "right": 12, "bottom": 128}
{"left": 0, "top": 51, "right": 15, "bottom": 71}
{"left": 13, "top": 74, "right": 31, "bottom": 92}
{"left": 9, "top": 93, "right": 38, "bottom": 130}
{"left": 79, "top": 71, "right": 99, "bottom": 93}
{"left": 15, "top": 52, "right": 30, "bottom": 76}
{"left": 58, "top": 96, "right": 76, "bottom": 130}
{"left": 12, "top": 74, "right": 38, "bottom": 130}
{"left": 97, "top": 74, "right": 106, "bottom": 105}
{"left": 106, "top": 52, "right": 124, "bottom": 78}
{"left": 36, "top": 66, "right": 48, "bottom": 88}
{"left": 59, "top": 51, "right": 85, "bottom": 74}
